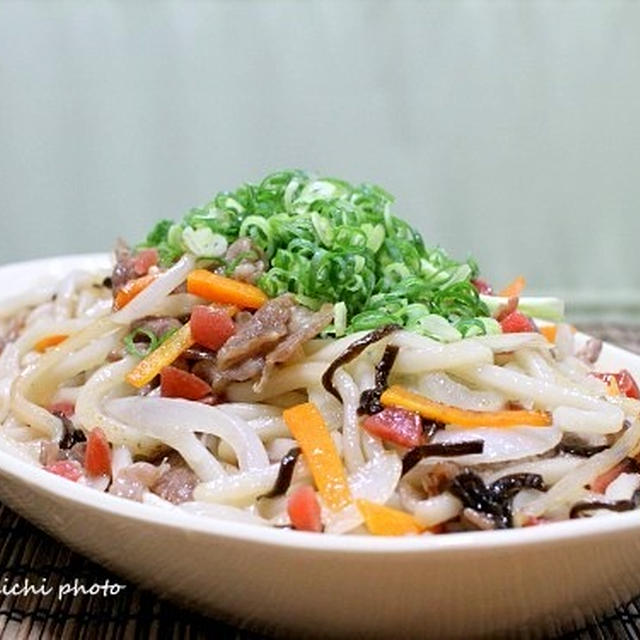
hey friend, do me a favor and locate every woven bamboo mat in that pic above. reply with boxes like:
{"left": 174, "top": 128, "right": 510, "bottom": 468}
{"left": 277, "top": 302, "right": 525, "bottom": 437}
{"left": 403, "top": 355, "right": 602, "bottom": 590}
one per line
{"left": 0, "top": 323, "right": 638, "bottom": 640}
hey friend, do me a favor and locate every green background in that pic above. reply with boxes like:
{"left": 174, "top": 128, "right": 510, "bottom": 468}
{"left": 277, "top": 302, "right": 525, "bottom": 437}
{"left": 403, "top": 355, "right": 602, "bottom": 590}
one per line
{"left": 1, "top": 1, "right": 638, "bottom": 323}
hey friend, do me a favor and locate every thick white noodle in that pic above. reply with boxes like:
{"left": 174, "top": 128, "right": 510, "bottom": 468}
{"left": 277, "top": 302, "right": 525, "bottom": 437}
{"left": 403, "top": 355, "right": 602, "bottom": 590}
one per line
{"left": 12, "top": 315, "right": 116, "bottom": 418}
{"left": 482, "top": 456, "right": 585, "bottom": 486}
{"left": 216, "top": 403, "right": 283, "bottom": 421}
{"left": 393, "top": 342, "right": 494, "bottom": 374}
{"left": 54, "top": 270, "right": 95, "bottom": 320}
{"left": 106, "top": 397, "right": 270, "bottom": 472}
{"left": 46, "top": 331, "right": 125, "bottom": 391}
{"left": 457, "top": 363, "right": 621, "bottom": 414}
{"left": 111, "top": 253, "right": 196, "bottom": 325}
{"left": 149, "top": 293, "right": 208, "bottom": 318}
{"left": 431, "top": 425, "right": 561, "bottom": 465}
{"left": 264, "top": 438, "right": 297, "bottom": 463}
{"left": 226, "top": 363, "right": 327, "bottom": 402}
{"left": 417, "top": 372, "right": 504, "bottom": 411}
{"left": 517, "top": 418, "right": 640, "bottom": 522}
{"left": 469, "top": 333, "right": 552, "bottom": 353}
{"left": 75, "top": 356, "right": 163, "bottom": 457}
{"left": 307, "top": 387, "right": 342, "bottom": 431}
{"left": 324, "top": 453, "right": 402, "bottom": 534}
{"left": 305, "top": 332, "right": 370, "bottom": 361}
{"left": 552, "top": 406, "right": 624, "bottom": 434}
{"left": 514, "top": 349, "right": 556, "bottom": 382}
{"left": 13, "top": 319, "right": 91, "bottom": 357}
{"left": 334, "top": 370, "right": 366, "bottom": 472}
{"left": 0, "top": 286, "right": 57, "bottom": 320}
{"left": 413, "top": 493, "right": 463, "bottom": 528}
{"left": 194, "top": 465, "right": 280, "bottom": 506}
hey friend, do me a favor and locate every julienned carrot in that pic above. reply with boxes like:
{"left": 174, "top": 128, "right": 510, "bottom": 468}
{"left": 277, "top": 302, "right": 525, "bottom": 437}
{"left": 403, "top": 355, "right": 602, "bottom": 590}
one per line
{"left": 114, "top": 274, "right": 158, "bottom": 310}
{"left": 126, "top": 324, "right": 195, "bottom": 388}
{"left": 125, "top": 304, "right": 237, "bottom": 389}
{"left": 538, "top": 325, "right": 557, "bottom": 343}
{"left": 356, "top": 499, "right": 424, "bottom": 536}
{"left": 380, "top": 385, "right": 552, "bottom": 428}
{"left": 34, "top": 334, "right": 68, "bottom": 352}
{"left": 283, "top": 403, "right": 352, "bottom": 512}
{"left": 187, "top": 269, "right": 268, "bottom": 309}
{"left": 539, "top": 324, "right": 576, "bottom": 344}
{"left": 499, "top": 275, "right": 526, "bottom": 298}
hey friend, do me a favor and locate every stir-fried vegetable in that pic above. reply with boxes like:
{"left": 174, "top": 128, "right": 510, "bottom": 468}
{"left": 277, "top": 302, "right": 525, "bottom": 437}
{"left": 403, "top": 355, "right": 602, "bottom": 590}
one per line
{"left": 187, "top": 270, "right": 267, "bottom": 309}
{"left": 283, "top": 402, "right": 352, "bottom": 511}
{"left": 126, "top": 324, "right": 195, "bottom": 388}
{"left": 125, "top": 305, "right": 237, "bottom": 388}
{"left": 114, "top": 274, "right": 158, "bottom": 310}
{"left": 380, "top": 385, "right": 552, "bottom": 428}
{"left": 139, "top": 170, "right": 494, "bottom": 339}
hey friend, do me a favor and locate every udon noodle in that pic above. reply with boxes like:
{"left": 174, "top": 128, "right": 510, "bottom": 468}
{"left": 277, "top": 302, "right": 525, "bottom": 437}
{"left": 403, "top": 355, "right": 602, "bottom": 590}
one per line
{"left": 1, "top": 255, "right": 639, "bottom": 536}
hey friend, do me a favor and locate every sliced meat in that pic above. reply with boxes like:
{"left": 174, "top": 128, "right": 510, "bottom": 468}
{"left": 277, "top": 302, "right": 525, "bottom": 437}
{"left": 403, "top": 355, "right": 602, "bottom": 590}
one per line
{"left": 255, "top": 303, "right": 333, "bottom": 392}
{"left": 152, "top": 466, "right": 198, "bottom": 504}
{"left": 109, "top": 462, "right": 166, "bottom": 502}
{"left": 111, "top": 239, "right": 137, "bottom": 293}
{"left": 216, "top": 295, "right": 294, "bottom": 369}
{"left": 192, "top": 357, "right": 265, "bottom": 393}
{"left": 362, "top": 407, "right": 422, "bottom": 448}
{"left": 223, "top": 237, "right": 267, "bottom": 284}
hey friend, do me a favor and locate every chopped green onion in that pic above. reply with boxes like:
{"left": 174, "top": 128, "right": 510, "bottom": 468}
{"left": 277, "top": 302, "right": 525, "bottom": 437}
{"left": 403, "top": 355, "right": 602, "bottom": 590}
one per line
{"left": 124, "top": 328, "right": 159, "bottom": 358}
{"left": 182, "top": 226, "right": 228, "bottom": 258}
{"left": 480, "top": 295, "right": 565, "bottom": 322}
{"left": 137, "top": 169, "right": 493, "bottom": 340}
{"left": 333, "top": 301, "right": 347, "bottom": 337}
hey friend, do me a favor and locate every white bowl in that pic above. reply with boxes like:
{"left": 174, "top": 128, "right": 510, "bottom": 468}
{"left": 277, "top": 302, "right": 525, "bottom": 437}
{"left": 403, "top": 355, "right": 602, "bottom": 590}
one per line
{"left": 1, "top": 254, "right": 639, "bottom": 639}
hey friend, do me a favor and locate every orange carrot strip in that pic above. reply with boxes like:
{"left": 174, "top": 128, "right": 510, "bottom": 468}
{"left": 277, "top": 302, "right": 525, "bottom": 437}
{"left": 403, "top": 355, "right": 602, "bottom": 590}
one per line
{"left": 126, "top": 324, "right": 194, "bottom": 388}
{"left": 380, "top": 385, "right": 551, "bottom": 428}
{"left": 356, "top": 499, "right": 425, "bottom": 536}
{"left": 539, "top": 324, "right": 576, "bottom": 344}
{"left": 125, "top": 305, "right": 237, "bottom": 389}
{"left": 539, "top": 325, "right": 557, "bottom": 343}
{"left": 34, "top": 334, "right": 68, "bottom": 352}
{"left": 187, "top": 269, "right": 268, "bottom": 310}
{"left": 499, "top": 275, "right": 526, "bottom": 298}
{"left": 283, "top": 403, "right": 351, "bottom": 511}
{"left": 114, "top": 274, "right": 158, "bottom": 310}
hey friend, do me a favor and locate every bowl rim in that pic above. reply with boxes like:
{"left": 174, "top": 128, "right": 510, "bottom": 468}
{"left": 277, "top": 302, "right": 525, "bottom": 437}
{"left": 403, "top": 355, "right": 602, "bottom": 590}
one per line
{"left": 1, "top": 252, "right": 640, "bottom": 555}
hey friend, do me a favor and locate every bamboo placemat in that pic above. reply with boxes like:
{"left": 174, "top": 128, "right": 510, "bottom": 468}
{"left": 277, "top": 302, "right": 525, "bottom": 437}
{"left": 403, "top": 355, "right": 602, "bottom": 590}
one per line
{"left": 0, "top": 323, "right": 638, "bottom": 639}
